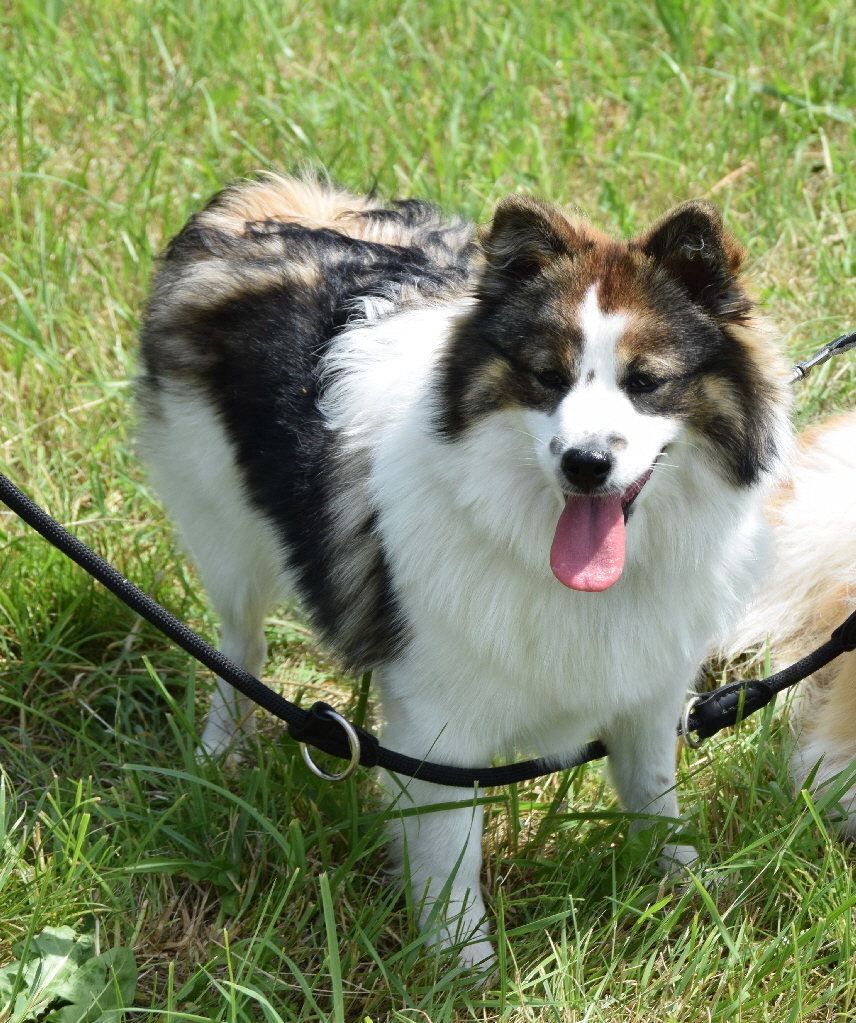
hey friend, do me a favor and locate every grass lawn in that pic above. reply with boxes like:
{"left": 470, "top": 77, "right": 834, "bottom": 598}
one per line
{"left": 1, "top": 0, "right": 856, "bottom": 1019}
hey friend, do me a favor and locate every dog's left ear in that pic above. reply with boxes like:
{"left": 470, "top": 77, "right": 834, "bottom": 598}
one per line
{"left": 635, "top": 201, "right": 750, "bottom": 321}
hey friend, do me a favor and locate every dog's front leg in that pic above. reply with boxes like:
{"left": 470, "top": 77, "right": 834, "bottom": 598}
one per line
{"left": 200, "top": 618, "right": 265, "bottom": 756}
{"left": 603, "top": 704, "right": 697, "bottom": 873}
{"left": 381, "top": 707, "right": 495, "bottom": 968}
{"left": 387, "top": 775, "right": 494, "bottom": 968}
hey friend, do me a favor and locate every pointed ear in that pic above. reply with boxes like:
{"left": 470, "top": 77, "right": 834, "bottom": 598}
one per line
{"left": 479, "top": 196, "right": 588, "bottom": 295}
{"left": 635, "top": 200, "right": 750, "bottom": 320}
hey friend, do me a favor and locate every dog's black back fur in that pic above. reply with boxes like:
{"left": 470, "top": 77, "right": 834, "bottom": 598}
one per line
{"left": 140, "top": 194, "right": 476, "bottom": 666}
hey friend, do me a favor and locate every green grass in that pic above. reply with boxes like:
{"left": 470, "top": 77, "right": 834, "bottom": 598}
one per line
{"left": 1, "top": 0, "right": 856, "bottom": 1019}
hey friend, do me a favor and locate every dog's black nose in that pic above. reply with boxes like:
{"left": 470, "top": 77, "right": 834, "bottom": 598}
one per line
{"left": 561, "top": 447, "right": 613, "bottom": 492}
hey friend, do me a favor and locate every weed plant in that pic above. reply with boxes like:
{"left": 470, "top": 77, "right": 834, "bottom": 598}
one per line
{"left": 1, "top": 1, "right": 856, "bottom": 1019}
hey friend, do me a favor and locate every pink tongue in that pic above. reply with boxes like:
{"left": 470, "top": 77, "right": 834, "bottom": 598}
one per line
{"left": 550, "top": 495, "right": 626, "bottom": 591}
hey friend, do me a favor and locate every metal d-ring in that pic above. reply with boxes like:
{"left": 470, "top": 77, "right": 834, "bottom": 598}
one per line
{"left": 300, "top": 709, "right": 362, "bottom": 781}
{"left": 680, "top": 695, "right": 705, "bottom": 749}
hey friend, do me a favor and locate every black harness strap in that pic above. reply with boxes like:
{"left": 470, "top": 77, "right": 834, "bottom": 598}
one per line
{"left": 4, "top": 467, "right": 856, "bottom": 787}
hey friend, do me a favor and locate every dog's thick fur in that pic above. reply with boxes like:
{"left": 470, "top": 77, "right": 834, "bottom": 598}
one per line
{"left": 138, "top": 174, "right": 791, "bottom": 966}
{"left": 724, "top": 411, "right": 856, "bottom": 833}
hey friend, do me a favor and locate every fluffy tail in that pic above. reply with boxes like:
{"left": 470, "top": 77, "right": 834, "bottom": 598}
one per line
{"left": 193, "top": 171, "right": 474, "bottom": 252}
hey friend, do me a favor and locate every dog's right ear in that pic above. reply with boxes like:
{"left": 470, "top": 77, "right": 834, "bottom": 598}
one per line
{"left": 479, "top": 196, "right": 587, "bottom": 296}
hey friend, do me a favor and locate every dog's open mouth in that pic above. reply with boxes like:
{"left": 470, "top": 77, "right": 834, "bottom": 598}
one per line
{"left": 550, "top": 464, "right": 657, "bottom": 593}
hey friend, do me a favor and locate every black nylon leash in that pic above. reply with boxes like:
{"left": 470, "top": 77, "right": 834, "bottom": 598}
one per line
{"left": 683, "top": 618, "right": 856, "bottom": 743}
{"left": 4, "top": 467, "right": 856, "bottom": 786}
{"left": 2, "top": 329, "right": 855, "bottom": 787}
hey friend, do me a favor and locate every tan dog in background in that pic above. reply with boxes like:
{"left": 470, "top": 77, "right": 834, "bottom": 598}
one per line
{"left": 724, "top": 410, "right": 856, "bottom": 834}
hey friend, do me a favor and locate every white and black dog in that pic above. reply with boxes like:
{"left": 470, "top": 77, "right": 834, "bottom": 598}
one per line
{"left": 138, "top": 175, "right": 791, "bottom": 966}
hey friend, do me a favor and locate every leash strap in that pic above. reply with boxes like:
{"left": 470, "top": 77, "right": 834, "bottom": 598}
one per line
{"left": 0, "top": 472, "right": 312, "bottom": 732}
{"left": 4, "top": 468, "right": 856, "bottom": 787}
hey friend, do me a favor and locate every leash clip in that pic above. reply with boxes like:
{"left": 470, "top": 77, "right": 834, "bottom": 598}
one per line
{"left": 680, "top": 695, "right": 705, "bottom": 749}
{"left": 790, "top": 329, "right": 856, "bottom": 383}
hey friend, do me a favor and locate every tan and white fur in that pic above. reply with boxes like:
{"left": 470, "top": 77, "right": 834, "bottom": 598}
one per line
{"left": 723, "top": 411, "right": 856, "bottom": 833}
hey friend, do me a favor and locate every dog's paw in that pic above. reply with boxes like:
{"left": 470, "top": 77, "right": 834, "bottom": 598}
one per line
{"left": 657, "top": 842, "right": 698, "bottom": 879}
{"left": 426, "top": 928, "right": 496, "bottom": 978}
{"left": 456, "top": 930, "right": 496, "bottom": 971}
{"left": 656, "top": 846, "right": 734, "bottom": 903}
{"left": 196, "top": 718, "right": 251, "bottom": 770}
{"left": 420, "top": 901, "right": 495, "bottom": 972}
{"left": 197, "top": 748, "right": 246, "bottom": 775}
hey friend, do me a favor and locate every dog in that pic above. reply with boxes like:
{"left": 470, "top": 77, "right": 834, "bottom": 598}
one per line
{"left": 137, "top": 174, "right": 791, "bottom": 967}
{"left": 723, "top": 410, "right": 856, "bottom": 833}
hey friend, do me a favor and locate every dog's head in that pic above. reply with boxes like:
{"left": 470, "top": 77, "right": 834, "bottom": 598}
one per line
{"left": 437, "top": 197, "right": 789, "bottom": 591}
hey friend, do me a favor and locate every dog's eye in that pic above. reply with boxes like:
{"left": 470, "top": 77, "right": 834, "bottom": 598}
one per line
{"left": 627, "top": 372, "right": 661, "bottom": 395}
{"left": 534, "top": 369, "right": 566, "bottom": 390}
